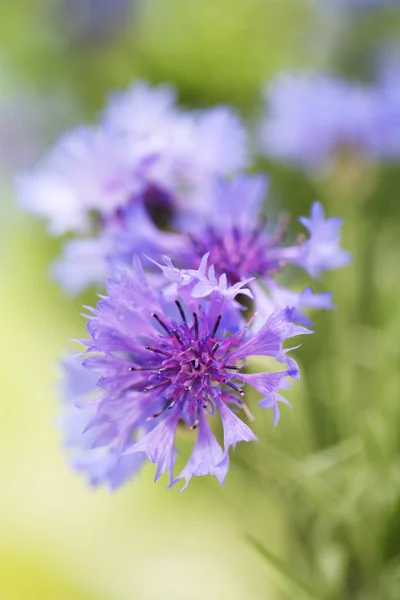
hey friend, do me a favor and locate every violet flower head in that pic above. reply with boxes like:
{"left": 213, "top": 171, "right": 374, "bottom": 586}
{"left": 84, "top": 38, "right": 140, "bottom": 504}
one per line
{"left": 16, "top": 82, "right": 180, "bottom": 236}
{"left": 63, "top": 255, "right": 309, "bottom": 490}
{"left": 163, "top": 174, "right": 347, "bottom": 323}
{"left": 17, "top": 80, "right": 249, "bottom": 294}
{"left": 175, "top": 174, "right": 278, "bottom": 284}
{"left": 104, "top": 83, "right": 249, "bottom": 208}
{"left": 259, "top": 72, "right": 378, "bottom": 169}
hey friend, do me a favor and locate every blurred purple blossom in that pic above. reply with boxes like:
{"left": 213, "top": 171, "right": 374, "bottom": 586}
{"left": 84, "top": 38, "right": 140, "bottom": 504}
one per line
{"left": 259, "top": 72, "right": 379, "bottom": 169}
{"left": 260, "top": 65, "right": 400, "bottom": 168}
{"left": 17, "top": 81, "right": 248, "bottom": 236}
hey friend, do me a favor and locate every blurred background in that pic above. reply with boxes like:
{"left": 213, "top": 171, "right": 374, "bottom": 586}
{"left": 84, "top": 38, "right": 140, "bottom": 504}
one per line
{"left": 1, "top": 1, "right": 400, "bottom": 599}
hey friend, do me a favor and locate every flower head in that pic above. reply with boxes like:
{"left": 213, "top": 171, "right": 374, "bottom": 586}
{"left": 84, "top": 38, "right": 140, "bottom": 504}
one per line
{"left": 178, "top": 174, "right": 278, "bottom": 284}
{"left": 139, "top": 175, "right": 347, "bottom": 324}
{"left": 259, "top": 72, "right": 378, "bottom": 169}
{"left": 17, "top": 81, "right": 248, "bottom": 239}
{"left": 64, "top": 256, "right": 309, "bottom": 489}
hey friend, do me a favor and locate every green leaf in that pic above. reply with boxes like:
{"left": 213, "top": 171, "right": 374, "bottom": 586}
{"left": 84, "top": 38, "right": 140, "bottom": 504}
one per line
{"left": 246, "top": 534, "right": 325, "bottom": 600}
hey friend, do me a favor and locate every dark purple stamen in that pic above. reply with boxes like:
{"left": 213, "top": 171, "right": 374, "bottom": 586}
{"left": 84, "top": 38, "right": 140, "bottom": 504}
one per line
{"left": 193, "top": 312, "right": 199, "bottom": 340}
{"left": 210, "top": 342, "right": 220, "bottom": 356}
{"left": 147, "top": 403, "right": 169, "bottom": 421}
{"left": 174, "top": 299, "right": 187, "bottom": 324}
{"left": 211, "top": 314, "right": 222, "bottom": 338}
{"left": 129, "top": 365, "right": 158, "bottom": 371}
{"left": 190, "top": 412, "right": 200, "bottom": 430}
{"left": 145, "top": 345, "right": 169, "bottom": 355}
{"left": 144, "top": 381, "right": 170, "bottom": 393}
{"left": 226, "top": 381, "right": 245, "bottom": 396}
{"left": 151, "top": 313, "right": 172, "bottom": 337}
{"left": 173, "top": 329, "right": 184, "bottom": 346}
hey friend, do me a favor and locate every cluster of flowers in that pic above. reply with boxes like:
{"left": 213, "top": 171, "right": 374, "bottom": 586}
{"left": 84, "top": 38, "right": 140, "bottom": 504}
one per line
{"left": 18, "top": 81, "right": 351, "bottom": 490}
{"left": 260, "top": 64, "right": 400, "bottom": 170}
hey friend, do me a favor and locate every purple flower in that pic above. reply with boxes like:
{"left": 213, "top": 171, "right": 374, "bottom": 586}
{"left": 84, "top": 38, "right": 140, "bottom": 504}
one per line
{"left": 104, "top": 83, "right": 249, "bottom": 208}
{"left": 176, "top": 174, "right": 276, "bottom": 284}
{"left": 143, "top": 174, "right": 348, "bottom": 323}
{"left": 259, "top": 72, "right": 378, "bottom": 169}
{"left": 17, "top": 81, "right": 249, "bottom": 295}
{"left": 17, "top": 81, "right": 248, "bottom": 238}
{"left": 63, "top": 256, "right": 309, "bottom": 489}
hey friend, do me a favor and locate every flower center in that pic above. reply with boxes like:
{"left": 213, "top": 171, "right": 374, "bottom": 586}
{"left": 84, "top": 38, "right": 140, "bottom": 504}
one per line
{"left": 188, "top": 224, "right": 275, "bottom": 284}
{"left": 130, "top": 300, "right": 244, "bottom": 428}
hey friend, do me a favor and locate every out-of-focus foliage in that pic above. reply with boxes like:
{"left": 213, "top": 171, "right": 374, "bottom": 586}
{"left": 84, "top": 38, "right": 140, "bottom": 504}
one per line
{"left": 1, "top": 0, "right": 400, "bottom": 599}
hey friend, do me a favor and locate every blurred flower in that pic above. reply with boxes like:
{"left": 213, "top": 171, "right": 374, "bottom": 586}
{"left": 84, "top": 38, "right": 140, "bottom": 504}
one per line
{"left": 17, "top": 81, "right": 248, "bottom": 235}
{"left": 55, "top": 0, "right": 136, "bottom": 47}
{"left": 54, "top": 173, "right": 348, "bottom": 326}
{"left": 118, "top": 175, "right": 342, "bottom": 324}
{"left": 103, "top": 81, "right": 249, "bottom": 208}
{"left": 259, "top": 72, "right": 378, "bottom": 170}
{"left": 375, "top": 57, "right": 400, "bottom": 158}
{"left": 174, "top": 175, "right": 350, "bottom": 277}
{"left": 62, "top": 256, "right": 308, "bottom": 490}
{"left": 171, "top": 176, "right": 347, "bottom": 322}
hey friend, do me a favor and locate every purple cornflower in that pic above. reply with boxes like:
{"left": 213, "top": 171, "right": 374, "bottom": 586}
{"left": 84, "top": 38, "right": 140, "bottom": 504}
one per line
{"left": 259, "top": 72, "right": 378, "bottom": 169}
{"left": 62, "top": 255, "right": 308, "bottom": 489}
{"left": 17, "top": 81, "right": 248, "bottom": 237}
{"left": 155, "top": 174, "right": 348, "bottom": 323}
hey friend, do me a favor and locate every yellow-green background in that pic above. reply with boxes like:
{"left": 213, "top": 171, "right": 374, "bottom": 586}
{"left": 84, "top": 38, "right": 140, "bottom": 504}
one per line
{"left": 1, "top": 1, "right": 400, "bottom": 599}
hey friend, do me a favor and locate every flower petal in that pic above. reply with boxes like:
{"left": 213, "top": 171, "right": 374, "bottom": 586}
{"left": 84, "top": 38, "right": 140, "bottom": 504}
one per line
{"left": 229, "top": 307, "right": 311, "bottom": 362}
{"left": 124, "top": 410, "right": 180, "bottom": 485}
{"left": 218, "top": 402, "right": 257, "bottom": 453}
{"left": 176, "top": 411, "right": 229, "bottom": 491}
